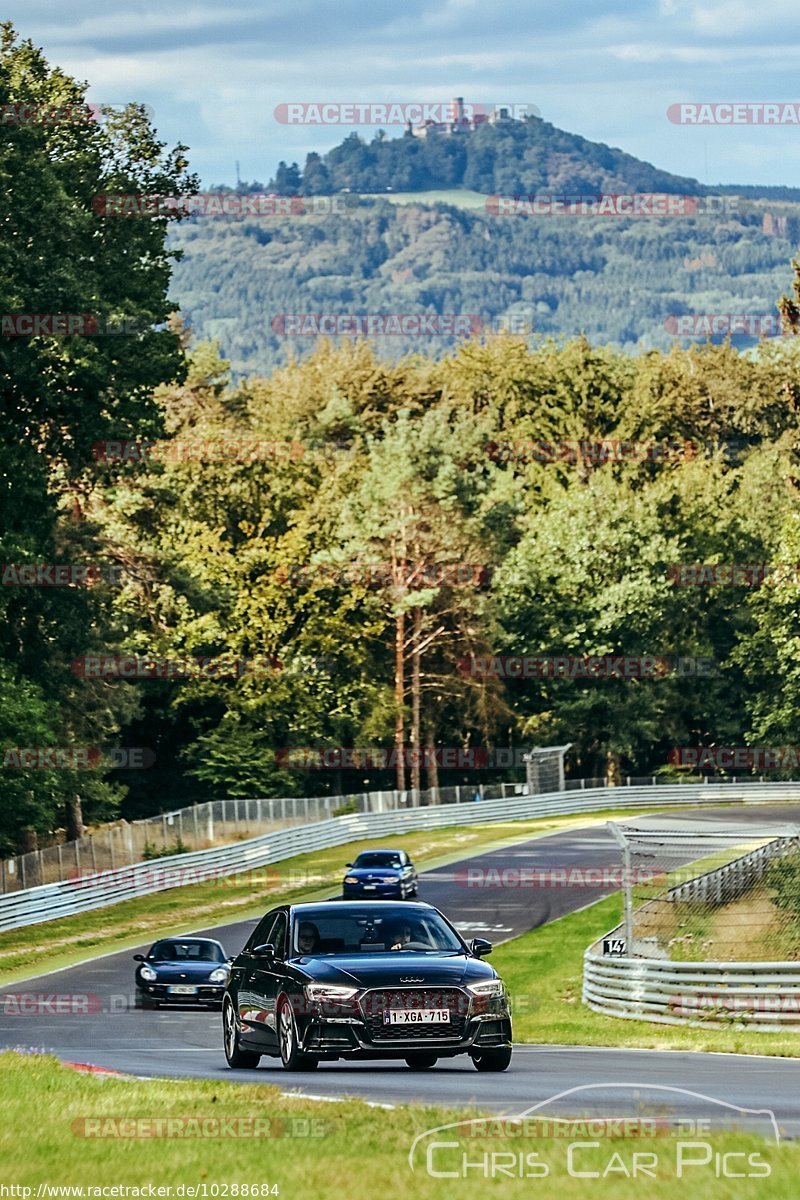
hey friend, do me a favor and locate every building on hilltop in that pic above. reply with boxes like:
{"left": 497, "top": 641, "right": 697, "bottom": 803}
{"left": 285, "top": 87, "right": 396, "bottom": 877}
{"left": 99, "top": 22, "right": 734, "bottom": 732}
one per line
{"left": 406, "top": 97, "right": 515, "bottom": 138}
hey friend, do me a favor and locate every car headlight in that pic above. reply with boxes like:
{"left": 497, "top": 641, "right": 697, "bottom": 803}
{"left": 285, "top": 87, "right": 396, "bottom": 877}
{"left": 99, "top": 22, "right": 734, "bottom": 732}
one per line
{"left": 304, "top": 984, "right": 358, "bottom": 1002}
{"left": 208, "top": 968, "right": 227, "bottom": 984}
{"left": 466, "top": 980, "right": 505, "bottom": 998}
{"left": 139, "top": 965, "right": 157, "bottom": 982}
{"left": 343, "top": 876, "right": 359, "bottom": 884}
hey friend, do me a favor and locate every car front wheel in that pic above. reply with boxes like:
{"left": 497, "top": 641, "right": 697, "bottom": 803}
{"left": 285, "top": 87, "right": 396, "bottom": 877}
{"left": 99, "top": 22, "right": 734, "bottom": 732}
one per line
{"left": 223, "top": 997, "right": 261, "bottom": 1069}
{"left": 277, "top": 997, "right": 319, "bottom": 1070}
{"left": 470, "top": 1047, "right": 512, "bottom": 1072}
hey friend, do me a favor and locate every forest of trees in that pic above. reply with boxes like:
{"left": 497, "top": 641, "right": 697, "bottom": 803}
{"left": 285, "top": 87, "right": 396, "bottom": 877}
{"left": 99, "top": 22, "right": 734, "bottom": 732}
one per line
{"left": 169, "top": 194, "right": 800, "bottom": 379}
{"left": 6, "top": 28, "right": 800, "bottom": 853}
{"left": 260, "top": 117, "right": 703, "bottom": 198}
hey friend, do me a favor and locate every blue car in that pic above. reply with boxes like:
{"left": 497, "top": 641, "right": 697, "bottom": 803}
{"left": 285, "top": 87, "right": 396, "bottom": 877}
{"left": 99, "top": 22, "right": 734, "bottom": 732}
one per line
{"left": 342, "top": 849, "right": 418, "bottom": 899}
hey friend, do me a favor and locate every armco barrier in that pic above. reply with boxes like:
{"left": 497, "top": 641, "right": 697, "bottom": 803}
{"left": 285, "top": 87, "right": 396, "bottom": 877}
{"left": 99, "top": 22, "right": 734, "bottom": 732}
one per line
{"left": 583, "top": 953, "right": 800, "bottom": 1031}
{"left": 584, "top": 829, "right": 800, "bottom": 1031}
{"left": 3, "top": 781, "right": 800, "bottom": 933}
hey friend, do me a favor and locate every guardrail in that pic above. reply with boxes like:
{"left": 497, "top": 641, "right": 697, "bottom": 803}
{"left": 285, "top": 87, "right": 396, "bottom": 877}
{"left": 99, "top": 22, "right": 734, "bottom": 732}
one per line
{"left": 583, "top": 954, "right": 800, "bottom": 1030}
{"left": 3, "top": 771, "right": 787, "bottom": 895}
{"left": 583, "top": 831, "right": 800, "bottom": 1030}
{"left": 4, "top": 780, "right": 800, "bottom": 933}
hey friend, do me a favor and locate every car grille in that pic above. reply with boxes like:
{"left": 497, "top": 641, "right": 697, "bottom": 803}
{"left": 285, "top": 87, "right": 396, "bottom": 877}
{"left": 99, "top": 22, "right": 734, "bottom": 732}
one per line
{"left": 360, "top": 988, "right": 469, "bottom": 1041}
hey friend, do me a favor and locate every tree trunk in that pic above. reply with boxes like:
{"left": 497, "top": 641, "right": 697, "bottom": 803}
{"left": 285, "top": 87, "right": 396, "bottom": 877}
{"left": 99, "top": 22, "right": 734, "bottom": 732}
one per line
{"left": 65, "top": 794, "right": 85, "bottom": 841}
{"left": 425, "top": 727, "right": 439, "bottom": 800}
{"left": 410, "top": 606, "right": 422, "bottom": 792}
{"left": 21, "top": 826, "right": 38, "bottom": 853}
{"left": 605, "top": 751, "right": 621, "bottom": 787}
{"left": 394, "top": 610, "right": 406, "bottom": 791}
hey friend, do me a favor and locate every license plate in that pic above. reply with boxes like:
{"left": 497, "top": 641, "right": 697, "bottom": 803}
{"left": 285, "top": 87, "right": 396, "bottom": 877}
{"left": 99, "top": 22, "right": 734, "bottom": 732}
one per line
{"left": 362, "top": 884, "right": 376, "bottom": 890}
{"left": 384, "top": 1008, "right": 449, "bottom": 1024}
{"left": 167, "top": 985, "right": 198, "bottom": 995}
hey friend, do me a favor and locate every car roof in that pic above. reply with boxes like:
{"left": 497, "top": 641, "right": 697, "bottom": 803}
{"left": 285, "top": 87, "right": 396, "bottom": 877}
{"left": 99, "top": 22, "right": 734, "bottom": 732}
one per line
{"left": 151, "top": 935, "right": 224, "bottom": 945}
{"left": 289, "top": 900, "right": 435, "bottom": 914}
{"left": 354, "top": 848, "right": 406, "bottom": 854}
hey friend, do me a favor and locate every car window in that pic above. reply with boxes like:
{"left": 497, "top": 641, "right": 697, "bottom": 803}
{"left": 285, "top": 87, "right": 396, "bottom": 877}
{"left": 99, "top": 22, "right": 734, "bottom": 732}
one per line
{"left": 289, "top": 907, "right": 463, "bottom": 955}
{"left": 149, "top": 940, "right": 224, "bottom": 962}
{"left": 352, "top": 852, "right": 402, "bottom": 868}
{"left": 270, "top": 912, "right": 288, "bottom": 957}
{"left": 246, "top": 911, "right": 279, "bottom": 951}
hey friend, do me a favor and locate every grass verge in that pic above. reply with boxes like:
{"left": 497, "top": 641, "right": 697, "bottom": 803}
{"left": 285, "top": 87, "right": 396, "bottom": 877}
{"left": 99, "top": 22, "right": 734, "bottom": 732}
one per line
{"left": 492, "top": 894, "right": 800, "bottom": 1056}
{"left": 0, "top": 1051, "right": 793, "bottom": 1196}
{"left": 0, "top": 809, "right": 649, "bottom": 986}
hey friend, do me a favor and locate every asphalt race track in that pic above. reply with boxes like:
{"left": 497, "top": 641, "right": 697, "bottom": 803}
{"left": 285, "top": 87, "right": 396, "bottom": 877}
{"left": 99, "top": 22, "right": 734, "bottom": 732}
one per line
{"left": 3, "top": 802, "right": 800, "bottom": 1133}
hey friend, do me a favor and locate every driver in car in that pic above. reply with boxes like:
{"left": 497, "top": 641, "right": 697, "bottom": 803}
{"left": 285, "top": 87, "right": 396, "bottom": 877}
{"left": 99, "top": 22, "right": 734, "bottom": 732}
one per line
{"left": 297, "top": 922, "right": 320, "bottom": 955}
{"left": 390, "top": 922, "right": 413, "bottom": 950}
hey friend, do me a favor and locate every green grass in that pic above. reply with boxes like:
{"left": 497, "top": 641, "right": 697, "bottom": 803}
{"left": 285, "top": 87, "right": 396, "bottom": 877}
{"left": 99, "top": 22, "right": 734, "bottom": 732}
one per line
{"left": 492, "top": 894, "right": 800, "bottom": 1056}
{"left": 0, "top": 810, "right": 651, "bottom": 986}
{"left": 0, "top": 1052, "right": 794, "bottom": 1196}
{"left": 361, "top": 188, "right": 489, "bottom": 209}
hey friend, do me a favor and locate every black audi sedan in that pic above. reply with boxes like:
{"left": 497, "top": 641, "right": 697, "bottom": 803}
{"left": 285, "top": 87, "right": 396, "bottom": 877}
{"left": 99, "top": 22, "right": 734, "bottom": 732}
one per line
{"left": 133, "top": 936, "right": 228, "bottom": 1009}
{"left": 342, "top": 848, "right": 418, "bottom": 899}
{"left": 222, "top": 901, "right": 512, "bottom": 1072}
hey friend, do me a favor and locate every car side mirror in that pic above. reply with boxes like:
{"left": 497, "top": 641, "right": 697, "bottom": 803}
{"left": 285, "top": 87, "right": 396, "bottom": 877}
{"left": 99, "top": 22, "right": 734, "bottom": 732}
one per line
{"left": 471, "top": 938, "right": 493, "bottom": 958}
{"left": 133, "top": 954, "right": 145, "bottom": 962}
{"left": 345, "top": 863, "right": 353, "bottom": 868}
{"left": 252, "top": 943, "right": 275, "bottom": 959}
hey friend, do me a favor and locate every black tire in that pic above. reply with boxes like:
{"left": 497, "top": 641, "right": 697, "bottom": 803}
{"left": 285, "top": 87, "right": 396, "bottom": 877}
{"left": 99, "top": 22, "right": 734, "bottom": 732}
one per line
{"left": 223, "top": 996, "right": 261, "bottom": 1069}
{"left": 405, "top": 1053, "right": 438, "bottom": 1070}
{"left": 134, "top": 991, "right": 157, "bottom": 1010}
{"left": 471, "top": 1046, "right": 512, "bottom": 1072}
{"left": 277, "top": 996, "right": 319, "bottom": 1070}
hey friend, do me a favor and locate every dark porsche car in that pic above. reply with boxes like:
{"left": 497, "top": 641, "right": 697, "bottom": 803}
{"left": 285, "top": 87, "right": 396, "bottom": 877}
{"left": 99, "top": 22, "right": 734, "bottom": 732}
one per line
{"left": 133, "top": 936, "right": 228, "bottom": 1009}
{"left": 342, "top": 848, "right": 418, "bottom": 899}
{"left": 222, "top": 901, "right": 512, "bottom": 1072}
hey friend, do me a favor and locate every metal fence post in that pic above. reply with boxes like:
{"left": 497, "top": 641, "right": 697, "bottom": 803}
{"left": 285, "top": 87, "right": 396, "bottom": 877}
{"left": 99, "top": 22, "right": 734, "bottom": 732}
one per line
{"left": 609, "top": 823, "right": 634, "bottom": 951}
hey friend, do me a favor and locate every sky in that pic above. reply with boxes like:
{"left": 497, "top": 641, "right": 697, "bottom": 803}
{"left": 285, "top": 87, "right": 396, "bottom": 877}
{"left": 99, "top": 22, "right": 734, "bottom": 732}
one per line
{"left": 6, "top": 0, "right": 800, "bottom": 188}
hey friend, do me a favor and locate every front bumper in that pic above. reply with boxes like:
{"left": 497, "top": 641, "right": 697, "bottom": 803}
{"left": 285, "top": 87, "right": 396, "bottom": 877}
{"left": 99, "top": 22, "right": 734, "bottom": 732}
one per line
{"left": 300, "top": 1014, "right": 512, "bottom": 1057}
{"left": 136, "top": 983, "right": 225, "bottom": 1005}
{"left": 298, "top": 986, "right": 511, "bottom": 1057}
{"left": 342, "top": 881, "right": 405, "bottom": 898}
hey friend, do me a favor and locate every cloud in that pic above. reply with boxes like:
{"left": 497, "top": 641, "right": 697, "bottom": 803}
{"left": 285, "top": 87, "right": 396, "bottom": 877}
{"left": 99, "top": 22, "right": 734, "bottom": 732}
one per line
{"left": 5, "top": 0, "right": 800, "bottom": 186}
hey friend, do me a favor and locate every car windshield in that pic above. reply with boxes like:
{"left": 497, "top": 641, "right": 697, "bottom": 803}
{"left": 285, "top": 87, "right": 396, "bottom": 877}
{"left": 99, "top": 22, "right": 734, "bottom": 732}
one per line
{"left": 352, "top": 852, "right": 402, "bottom": 868}
{"left": 149, "top": 940, "right": 225, "bottom": 962}
{"left": 291, "top": 907, "right": 462, "bottom": 956}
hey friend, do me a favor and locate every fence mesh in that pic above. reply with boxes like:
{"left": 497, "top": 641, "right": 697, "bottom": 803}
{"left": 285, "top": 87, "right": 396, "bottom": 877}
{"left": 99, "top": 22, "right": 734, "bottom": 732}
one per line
{"left": 611, "top": 821, "right": 800, "bottom": 962}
